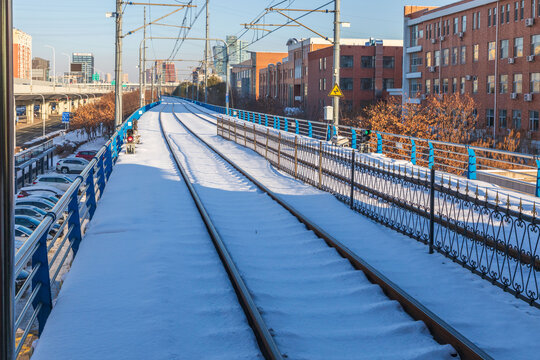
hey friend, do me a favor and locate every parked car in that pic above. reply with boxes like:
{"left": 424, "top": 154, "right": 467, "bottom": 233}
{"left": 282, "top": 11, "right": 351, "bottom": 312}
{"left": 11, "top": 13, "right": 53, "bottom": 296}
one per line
{"left": 33, "top": 174, "right": 73, "bottom": 191}
{"left": 15, "top": 205, "right": 47, "bottom": 220}
{"left": 15, "top": 196, "right": 56, "bottom": 211}
{"left": 15, "top": 215, "right": 41, "bottom": 231}
{"left": 56, "top": 157, "right": 89, "bottom": 174}
{"left": 75, "top": 150, "right": 97, "bottom": 161}
{"left": 17, "top": 185, "right": 64, "bottom": 199}
{"left": 15, "top": 225, "right": 33, "bottom": 238}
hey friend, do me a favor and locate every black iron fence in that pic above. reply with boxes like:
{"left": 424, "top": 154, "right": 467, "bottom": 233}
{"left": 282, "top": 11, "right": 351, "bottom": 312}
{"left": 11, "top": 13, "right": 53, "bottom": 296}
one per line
{"left": 217, "top": 117, "right": 540, "bottom": 308}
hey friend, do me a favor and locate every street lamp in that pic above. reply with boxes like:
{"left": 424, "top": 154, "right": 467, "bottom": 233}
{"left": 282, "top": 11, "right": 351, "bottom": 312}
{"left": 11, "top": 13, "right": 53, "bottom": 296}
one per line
{"left": 44, "top": 45, "right": 56, "bottom": 86}
{"left": 106, "top": 3, "right": 122, "bottom": 128}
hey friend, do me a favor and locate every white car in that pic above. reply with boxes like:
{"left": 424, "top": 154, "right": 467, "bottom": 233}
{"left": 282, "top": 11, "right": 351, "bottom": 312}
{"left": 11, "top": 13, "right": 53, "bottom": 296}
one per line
{"left": 17, "top": 185, "right": 64, "bottom": 199}
{"left": 56, "top": 157, "right": 89, "bottom": 174}
{"left": 33, "top": 174, "right": 73, "bottom": 191}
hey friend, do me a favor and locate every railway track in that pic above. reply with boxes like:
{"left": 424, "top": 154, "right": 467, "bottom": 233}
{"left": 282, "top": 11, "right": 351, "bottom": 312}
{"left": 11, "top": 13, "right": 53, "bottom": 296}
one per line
{"left": 158, "top": 100, "right": 491, "bottom": 360}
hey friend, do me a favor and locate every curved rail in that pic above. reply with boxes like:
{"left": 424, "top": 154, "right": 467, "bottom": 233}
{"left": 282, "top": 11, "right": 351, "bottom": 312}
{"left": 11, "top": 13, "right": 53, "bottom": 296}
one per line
{"left": 157, "top": 107, "right": 283, "bottom": 360}
{"left": 175, "top": 99, "right": 493, "bottom": 360}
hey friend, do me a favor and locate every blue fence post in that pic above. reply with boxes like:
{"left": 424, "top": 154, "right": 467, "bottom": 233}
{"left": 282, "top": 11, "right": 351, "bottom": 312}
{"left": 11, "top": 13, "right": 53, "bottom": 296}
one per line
{"left": 376, "top": 133, "right": 382, "bottom": 154}
{"left": 67, "top": 186, "right": 83, "bottom": 255}
{"left": 295, "top": 120, "right": 299, "bottom": 134}
{"left": 265, "top": 114, "right": 268, "bottom": 127}
{"left": 284, "top": 118, "right": 288, "bottom": 132}
{"left": 32, "top": 225, "right": 53, "bottom": 334}
{"left": 258, "top": 114, "right": 262, "bottom": 125}
{"left": 467, "top": 147, "right": 477, "bottom": 180}
{"left": 428, "top": 142, "right": 434, "bottom": 169}
{"left": 85, "top": 167, "right": 97, "bottom": 219}
{"left": 536, "top": 159, "right": 540, "bottom": 197}
{"left": 351, "top": 129, "right": 357, "bottom": 149}
{"left": 105, "top": 144, "right": 113, "bottom": 179}
{"left": 411, "top": 139, "right": 417, "bottom": 165}
{"left": 97, "top": 154, "right": 106, "bottom": 194}
{"left": 308, "top": 122, "right": 313, "bottom": 138}
{"left": 332, "top": 126, "right": 337, "bottom": 139}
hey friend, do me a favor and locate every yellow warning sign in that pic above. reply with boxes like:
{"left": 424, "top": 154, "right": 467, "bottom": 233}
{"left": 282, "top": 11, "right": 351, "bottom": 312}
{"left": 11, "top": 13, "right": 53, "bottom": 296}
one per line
{"left": 328, "top": 83, "right": 344, "bottom": 97}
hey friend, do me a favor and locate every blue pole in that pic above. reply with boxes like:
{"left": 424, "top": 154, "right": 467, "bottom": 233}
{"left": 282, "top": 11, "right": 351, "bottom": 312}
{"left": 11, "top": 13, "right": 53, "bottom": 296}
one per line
{"left": 376, "top": 133, "right": 382, "bottom": 154}
{"left": 428, "top": 142, "right": 434, "bottom": 169}
{"left": 284, "top": 118, "right": 288, "bottom": 132}
{"left": 536, "top": 159, "right": 540, "bottom": 197}
{"left": 295, "top": 120, "right": 299, "bottom": 134}
{"left": 258, "top": 114, "right": 262, "bottom": 125}
{"left": 351, "top": 129, "right": 357, "bottom": 149}
{"left": 265, "top": 114, "right": 268, "bottom": 127}
{"left": 467, "top": 147, "right": 477, "bottom": 180}
{"left": 308, "top": 122, "right": 313, "bottom": 138}
{"left": 411, "top": 139, "right": 417, "bottom": 165}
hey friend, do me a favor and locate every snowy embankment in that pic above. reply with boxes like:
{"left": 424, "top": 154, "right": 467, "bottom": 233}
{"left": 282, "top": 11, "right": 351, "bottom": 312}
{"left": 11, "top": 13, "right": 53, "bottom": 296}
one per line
{"left": 32, "top": 105, "right": 261, "bottom": 360}
{"left": 174, "top": 97, "right": 540, "bottom": 360}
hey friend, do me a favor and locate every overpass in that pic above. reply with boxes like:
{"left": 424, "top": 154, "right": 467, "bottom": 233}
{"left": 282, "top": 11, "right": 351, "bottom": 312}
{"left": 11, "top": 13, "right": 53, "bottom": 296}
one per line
{"left": 8, "top": 97, "right": 540, "bottom": 360}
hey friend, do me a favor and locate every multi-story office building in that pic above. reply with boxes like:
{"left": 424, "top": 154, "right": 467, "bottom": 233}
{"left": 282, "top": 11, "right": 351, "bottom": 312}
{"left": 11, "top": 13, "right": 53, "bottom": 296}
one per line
{"left": 162, "top": 62, "right": 176, "bottom": 83}
{"left": 306, "top": 39, "right": 403, "bottom": 119}
{"left": 403, "top": 1, "right": 540, "bottom": 144}
{"left": 213, "top": 35, "right": 249, "bottom": 76}
{"left": 231, "top": 51, "right": 287, "bottom": 99}
{"left": 13, "top": 29, "right": 32, "bottom": 79}
{"left": 32, "top": 57, "right": 49, "bottom": 81}
{"left": 72, "top": 53, "right": 94, "bottom": 83}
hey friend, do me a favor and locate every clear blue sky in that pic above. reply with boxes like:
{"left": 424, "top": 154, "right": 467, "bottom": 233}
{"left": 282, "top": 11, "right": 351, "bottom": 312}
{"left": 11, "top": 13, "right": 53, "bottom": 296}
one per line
{"left": 14, "top": 0, "right": 454, "bottom": 82}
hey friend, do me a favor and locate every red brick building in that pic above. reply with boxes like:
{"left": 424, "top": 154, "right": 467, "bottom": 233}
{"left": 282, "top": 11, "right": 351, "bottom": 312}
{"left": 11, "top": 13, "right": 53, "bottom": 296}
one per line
{"left": 307, "top": 40, "right": 403, "bottom": 119}
{"left": 403, "top": 1, "right": 540, "bottom": 145}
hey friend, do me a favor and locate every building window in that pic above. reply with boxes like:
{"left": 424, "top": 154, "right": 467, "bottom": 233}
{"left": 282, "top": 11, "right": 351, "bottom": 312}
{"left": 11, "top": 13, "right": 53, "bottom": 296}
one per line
{"left": 360, "top": 78, "right": 374, "bottom": 90}
{"left": 488, "top": 8, "right": 492, "bottom": 26}
{"left": 341, "top": 55, "right": 353, "bottom": 68}
{"left": 323, "top": 57, "right": 327, "bottom": 70}
{"left": 515, "top": 1, "right": 519, "bottom": 21}
{"left": 454, "top": 17, "right": 459, "bottom": 34}
{"left": 473, "top": 77, "right": 479, "bottom": 93}
{"left": 443, "top": 78, "right": 449, "bottom": 93}
{"left": 462, "top": 15, "right": 467, "bottom": 31}
{"left": 514, "top": 37, "right": 523, "bottom": 57}
{"left": 513, "top": 110, "right": 522, "bottom": 129}
{"left": 530, "top": 110, "right": 539, "bottom": 131}
{"left": 434, "top": 50, "right": 441, "bottom": 66}
{"left": 460, "top": 77, "right": 466, "bottom": 94}
{"left": 473, "top": 12, "right": 477, "bottom": 29}
{"left": 434, "top": 78, "right": 440, "bottom": 94}
{"left": 477, "top": 11, "right": 481, "bottom": 28}
{"left": 340, "top": 77, "right": 353, "bottom": 90}
{"left": 409, "top": 79, "right": 421, "bottom": 94}
{"left": 425, "top": 79, "right": 431, "bottom": 94}
{"left": 383, "top": 56, "right": 395, "bottom": 68}
{"left": 460, "top": 46, "right": 467, "bottom": 64}
{"left": 383, "top": 78, "right": 395, "bottom": 91}
{"left": 319, "top": 58, "right": 323, "bottom": 70}
{"left": 521, "top": 0, "right": 525, "bottom": 19}
{"left": 426, "top": 52, "right": 432, "bottom": 67}
{"left": 323, "top": 78, "right": 327, "bottom": 90}
{"left": 500, "top": 74, "right": 508, "bottom": 93}
{"left": 501, "top": 5, "right": 505, "bottom": 24}
{"left": 487, "top": 75, "right": 495, "bottom": 93}
{"left": 514, "top": 73, "right": 523, "bottom": 93}
{"left": 319, "top": 78, "right": 323, "bottom": 91}
{"left": 442, "top": 48, "right": 449, "bottom": 66}
{"left": 532, "top": 35, "right": 540, "bottom": 55}
{"left": 499, "top": 110, "right": 508, "bottom": 127}
{"left": 452, "top": 47, "right": 458, "bottom": 65}
{"left": 488, "top": 41, "right": 496, "bottom": 60}
{"left": 507, "top": 4, "right": 510, "bottom": 22}
{"left": 486, "top": 109, "right": 495, "bottom": 127}
{"left": 531, "top": 73, "right": 540, "bottom": 93}
{"left": 473, "top": 44, "right": 479, "bottom": 62}
{"left": 452, "top": 77, "right": 458, "bottom": 93}
{"left": 410, "top": 53, "right": 422, "bottom": 72}
{"left": 493, "top": 7, "right": 497, "bottom": 25}
{"left": 500, "top": 40, "right": 509, "bottom": 58}
{"left": 360, "top": 56, "right": 374, "bottom": 68}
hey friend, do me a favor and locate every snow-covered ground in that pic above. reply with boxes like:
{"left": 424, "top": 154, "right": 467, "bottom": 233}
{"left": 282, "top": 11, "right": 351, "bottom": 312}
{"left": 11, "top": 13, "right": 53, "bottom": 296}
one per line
{"left": 173, "top": 98, "right": 540, "bottom": 360}
{"left": 32, "top": 105, "right": 261, "bottom": 360}
{"left": 161, "top": 102, "right": 454, "bottom": 359}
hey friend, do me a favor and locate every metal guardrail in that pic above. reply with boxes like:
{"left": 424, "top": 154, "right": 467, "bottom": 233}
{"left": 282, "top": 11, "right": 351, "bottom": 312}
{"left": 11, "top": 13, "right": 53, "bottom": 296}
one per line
{"left": 216, "top": 116, "right": 540, "bottom": 309}
{"left": 178, "top": 97, "right": 540, "bottom": 198}
{"left": 12, "top": 100, "right": 161, "bottom": 359}
{"left": 15, "top": 140, "right": 54, "bottom": 166}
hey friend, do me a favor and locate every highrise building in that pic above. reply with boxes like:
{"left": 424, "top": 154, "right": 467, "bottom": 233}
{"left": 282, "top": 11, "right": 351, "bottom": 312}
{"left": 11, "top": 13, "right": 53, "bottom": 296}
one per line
{"left": 213, "top": 35, "right": 249, "bottom": 76}
{"left": 106, "top": 73, "right": 112, "bottom": 83}
{"left": 32, "top": 57, "right": 49, "bottom": 81}
{"left": 72, "top": 53, "right": 94, "bottom": 83}
{"left": 122, "top": 73, "right": 129, "bottom": 83}
{"left": 13, "top": 29, "right": 32, "bottom": 79}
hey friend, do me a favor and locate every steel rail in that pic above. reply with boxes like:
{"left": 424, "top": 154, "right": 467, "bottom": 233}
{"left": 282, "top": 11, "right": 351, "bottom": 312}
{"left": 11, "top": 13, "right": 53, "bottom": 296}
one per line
{"left": 176, "top": 99, "right": 493, "bottom": 360}
{"left": 157, "top": 107, "right": 283, "bottom": 360}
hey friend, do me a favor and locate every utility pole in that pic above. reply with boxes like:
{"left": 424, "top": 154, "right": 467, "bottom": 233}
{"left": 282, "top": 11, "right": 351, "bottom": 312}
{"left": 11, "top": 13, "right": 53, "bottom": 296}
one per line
{"left": 204, "top": 0, "right": 209, "bottom": 103}
{"left": 1, "top": 0, "right": 15, "bottom": 359}
{"left": 139, "top": 7, "right": 146, "bottom": 108}
{"left": 114, "top": 0, "right": 123, "bottom": 127}
{"left": 332, "top": 0, "right": 341, "bottom": 130}
{"left": 143, "top": 7, "right": 147, "bottom": 105}
{"left": 151, "top": 65, "right": 155, "bottom": 102}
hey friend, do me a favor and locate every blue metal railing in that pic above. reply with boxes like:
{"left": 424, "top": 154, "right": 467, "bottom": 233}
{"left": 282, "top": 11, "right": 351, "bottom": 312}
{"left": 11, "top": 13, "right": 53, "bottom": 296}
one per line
{"left": 178, "top": 96, "right": 540, "bottom": 198}
{"left": 13, "top": 100, "right": 161, "bottom": 358}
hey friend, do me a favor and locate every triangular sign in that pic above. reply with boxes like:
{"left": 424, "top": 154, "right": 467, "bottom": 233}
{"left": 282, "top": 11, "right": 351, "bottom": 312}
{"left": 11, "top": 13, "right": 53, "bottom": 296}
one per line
{"left": 328, "top": 83, "right": 344, "bottom": 97}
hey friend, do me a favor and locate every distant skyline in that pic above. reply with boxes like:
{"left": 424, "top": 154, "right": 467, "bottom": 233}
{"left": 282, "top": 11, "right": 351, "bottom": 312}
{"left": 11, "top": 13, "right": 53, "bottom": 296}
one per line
{"left": 14, "top": 0, "right": 455, "bottom": 82}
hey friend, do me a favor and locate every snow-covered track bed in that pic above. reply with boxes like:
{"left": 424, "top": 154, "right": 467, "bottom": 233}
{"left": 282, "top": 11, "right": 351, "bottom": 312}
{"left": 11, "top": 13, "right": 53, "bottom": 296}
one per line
{"left": 159, "top": 100, "right": 489, "bottom": 360}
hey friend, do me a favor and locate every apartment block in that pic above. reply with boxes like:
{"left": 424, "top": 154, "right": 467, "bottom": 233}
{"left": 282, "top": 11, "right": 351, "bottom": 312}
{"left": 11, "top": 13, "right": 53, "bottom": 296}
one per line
{"left": 403, "top": 1, "right": 540, "bottom": 144}
{"left": 13, "top": 29, "right": 31, "bottom": 80}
